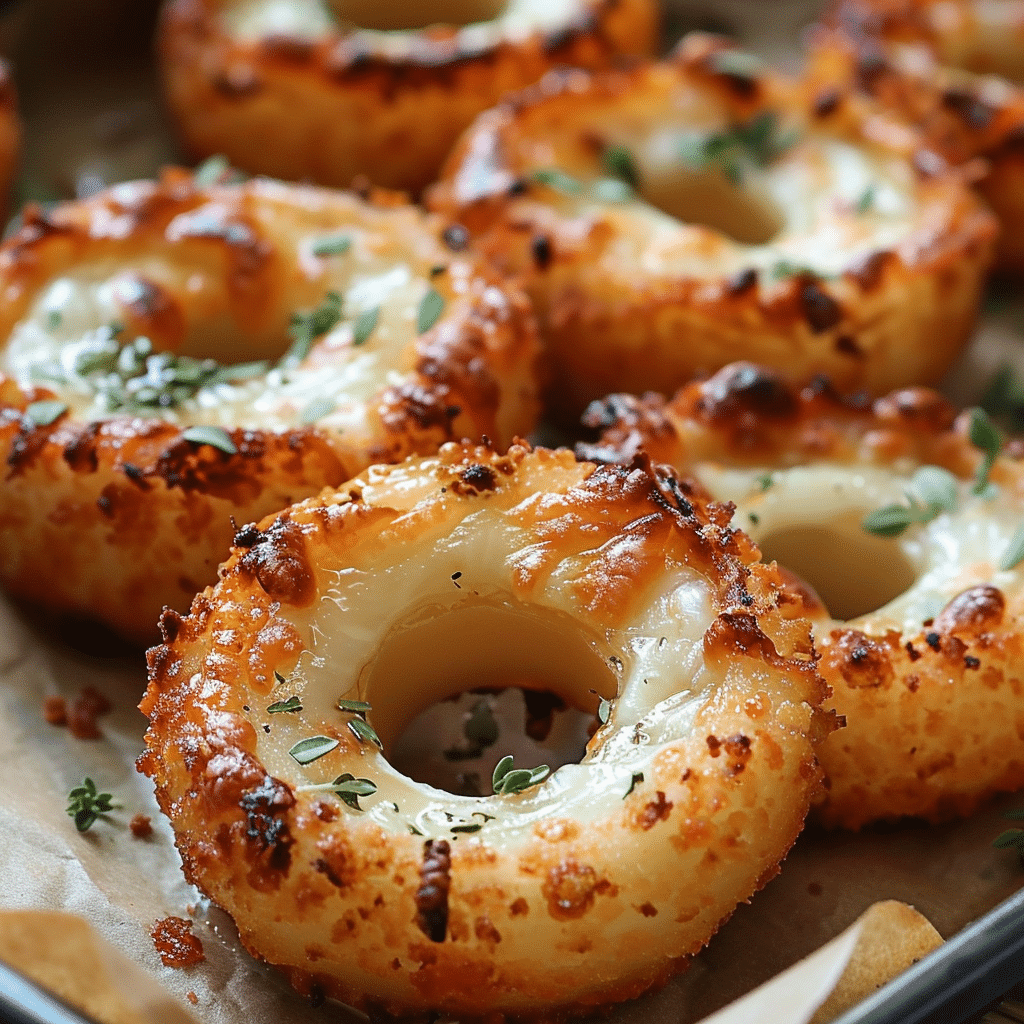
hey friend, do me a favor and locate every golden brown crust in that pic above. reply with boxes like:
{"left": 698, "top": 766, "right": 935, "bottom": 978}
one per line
{"left": 429, "top": 34, "right": 996, "bottom": 420}
{"left": 813, "top": 0, "right": 1024, "bottom": 272}
{"left": 583, "top": 364, "right": 1024, "bottom": 828}
{"left": 0, "top": 170, "right": 541, "bottom": 643}
{"left": 139, "top": 441, "right": 833, "bottom": 1018}
{"left": 158, "top": 0, "right": 658, "bottom": 195}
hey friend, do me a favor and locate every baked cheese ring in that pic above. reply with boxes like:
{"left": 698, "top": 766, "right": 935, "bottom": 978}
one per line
{"left": 157, "top": 0, "right": 658, "bottom": 195}
{"left": 581, "top": 363, "right": 1024, "bottom": 829}
{"left": 139, "top": 440, "right": 833, "bottom": 1019}
{"left": 0, "top": 168, "right": 540, "bottom": 643}
{"left": 812, "top": 0, "right": 1024, "bottom": 272}
{"left": 429, "top": 33, "right": 997, "bottom": 420}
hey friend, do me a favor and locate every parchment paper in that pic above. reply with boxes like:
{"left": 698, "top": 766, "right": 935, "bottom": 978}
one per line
{"left": 1, "top": 1, "right": 1022, "bottom": 1022}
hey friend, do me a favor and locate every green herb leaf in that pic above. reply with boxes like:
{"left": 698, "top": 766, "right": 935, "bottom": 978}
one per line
{"left": 288, "top": 735, "right": 340, "bottom": 765}
{"left": 353, "top": 305, "right": 380, "bottom": 346}
{"left": 909, "top": 465, "right": 959, "bottom": 515}
{"left": 623, "top": 771, "right": 644, "bottom": 799}
{"left": 286, "top": 291, "right": 343, "bottom": 363}
{"left": 862, "top": 503, "right": 917, "bottom": 537}
{"left": 530, "top": 168, "right": 583, "bottom": 195}
{"left": 311, "top": 234, "right": 352, "bottom": 258}
{"left": 348, "top": 717, "right": 383, "bottom": 749}
{"left": 450, "top": 822, "right": 482, "bottom": 833}
{"left": 591, "top": 177, "right": 634, "bottom": 203}
{"left": 24, "top": 400, "right": 68, "bottom": 427}
{"left": 980, "top": 363, "right": 1024, "bottom": 429}
{"left": 679, "top": 110, "right": 795, "bottom": 184}
{"left": 274, "top": 670, "right": 287, "bottom": 685}
{"left": 327, "top": 773, "right": 376, "bottom": 810}
{"left": 769, "top": 260, "right": 823, "bottom": 280}
{"left": 1000, "top": 522, "right": 1024, "bottom": 572}
{"left": 708, "top": 49, "right": 763, "bottom": 80}
{"left": 855, "top": 183, "right": 876, "bottom": 214}
{"left": 193, "top": 154, "right": 230, "bottom": 188}
{"left": 267, "top": 696, "right": 302, "bottom": 714}
{"left": 181, "top": 425, "right": 237, "bottom": 455}
{"left": 597, "top": 697, "right": 611, "bottom": 724}
{"left": 492, "top": 756, "right": 550, "bottom": 796}
{"left": 756, "top": 473, "right": 774, "bottom": 492}
{"left": 299, "top": 396, "right": 336, "bottom": 425}
{"left": 408, "top": 823, "right": 424, "bottom": 835}
{"left": 66, "top": 778, "right": 115, "bottom": 832}
{"left": 967, "top": 407, "right": 1002, "bottom": 495}
{"left": 602, "top": 146, "right": 638, "bottom": 188}
{"left": 993, "top": 828, "right": 1024, "bottom": 849}
{"left": 46, "top": 309, "right": 63, "bottom": 331}
{"left": 337, "top": 698, "right": 372, "bottom": 715}
{"left": 416, "top": 288, "right": 445, "bottom": 335}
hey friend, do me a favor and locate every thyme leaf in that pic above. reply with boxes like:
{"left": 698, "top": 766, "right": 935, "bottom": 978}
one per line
{"left": 602, "top": 146, "right": 639, "bottom": 189}
{"left": 24, "top": 400, "right": 68, "bottom": 427}
{"left": 492, "top": 755, "right": 550, "bottom": 796}
{"left": 416, "top": 288, "right": 445, "bottom": 335}
{"left": 679, "top": 111, "right": 795, "bottom": 184}
{"left": 288, "top": 735, "right": 340, "bottom": 765}
{"left": 967, "top": 407, "right": 1002, "bottom": 495}
{"left": 623, "top": 771, "right": 644, "bottom": 799}
{"left": 267, "top": 696, "right": 302, "bottom": 714}
{"left": 597, "top": 697, "right": 612, "bottom": 724}
{"left": 348, "top": 716, "right": 383, "bottom": 749}
{"left": 862, "top": 465, "right": 960, "bottom": 537}
{"left": 530, "top": 168, "right": 583, "bottom": 195}
{"left": 311, "top": 234, "right": 352, "bottom": 258}
{"left": 66, "top": 778, "right": 115, "bottom": 832}
{"left": 336, "top": 698, "right": 372, "bottom": 715}
{"left": 286, "top": 291, "right": 343, "bottom": 363}
{"left": 1000, "top": 523, "right": 1024, "bottom": 572}
{"left": 299, "top": 396, "right": 336, "bottom": 425}
{"left": 181, "top": 425, "right": 237, "bottom": 455}
{"left": 353, "top": 305, "right": 380, "bottom": 346}
{"left": 193, "top": 154, "right": 231, "bottom": 188}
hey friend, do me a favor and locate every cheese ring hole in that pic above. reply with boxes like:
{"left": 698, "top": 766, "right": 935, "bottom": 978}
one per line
{"left": 638, "top": 165, "right": 786, "bottom": 246}
{"left": 328, "top": 0, "right": 508, "bottom": 31}
{"left": 390, "top": 687, "right": 596, "bottom": 795}
{"left": 757, "top": 524, "right": 916, "bottom": 621}
{"left": 355, "top": 600, "right": 616, "bottom": 791}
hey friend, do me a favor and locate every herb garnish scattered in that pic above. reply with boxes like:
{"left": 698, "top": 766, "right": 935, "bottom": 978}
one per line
{"left": 855, "top": 183, "right": 877, "bottom": 214}
{"left": 597, "top": 697, "right": 612, "bottom": 725}
{"left": 624, "top": 771, "right": 644, "bottom": 799}
{"left": 311, "top": 234, "right": 352, "bottom": 258}
{"left": 66, "top": 778, "right": 115, "bottom": 832}
{"left": 417, "top": 288, "right": 445, "bottom": 335}
{"left": 967, "top": 407, "right": 1002, "bottom": 495}
{"left": 348, "top": 717, "right": 383, "bottom": 749}
{"left": 993, "top": 808, "right": 1024, "bottom": 865}
{"left": 299, "top": 396, "right": 336, "bottom": 425}
{"left": 353, "top": 305, "right": 380, "bottom": 346}
{"left": 492, "top": 754, "right": 550, "bottom": 796}
{"left": 756, "top": 473, "right": 774, "bottom": 492}
{"left": 1000, "top": 523, "right": 1024, "bottom": 572}
{"left": 289, "top": 735, "right": 340, "bottom": 765}
{"left": 530, "top": 168, "right": 584, "bottom": 196}
{"left": 862, "top": 465, "right": 960, "bottom": 537}
{"left": 602, "top": 146, "right": 639, "bottom": 189}
{"left": 297, "top": 773, "right": 377, "bottom": 810}
{"left": 444, "top": 698, "right": 499, "bottom": 761}
{"left": 46, "top": 309, "right": 63, "bottom": 331}
{"left": 24, "top": 400, "right": 68, "bottom": 427}
{"left": 267, "top": 696, "right": 303, "bottom": 714}
{"left": 337, "top": 698, "right": 373, "bottom": 714}
{"left": 181, "top": 425, "right": 237, "bottom": 455}
{"left": 679, "top": 111, "right": 795, "bottom": 184}
{"left": 286, "top": 291, "right": 343, "bottom": 363}
{"left": 980, "top": 363, "right": 1024, "bottom": 430}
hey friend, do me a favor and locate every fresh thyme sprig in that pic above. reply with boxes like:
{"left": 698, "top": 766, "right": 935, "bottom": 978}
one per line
{"left": 296, "top": 773, "right": 377, "bottom": 811}
{"left": 862, "top": 465, "right": 959, "bottom": 537}
{"left": 66, "top": 778, "right": 115, "bottom": 832}
{"left": 492, "top": 755, "right": 549, "bottom": 796}
{"left": 679, "top": 111, "right": 796, "bottom": 184}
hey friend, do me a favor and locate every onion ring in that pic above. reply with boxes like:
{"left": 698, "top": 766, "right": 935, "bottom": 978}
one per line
{"left": 581, "top": 363, "right": 1024, "bottom": 828}
{"left": 0, "top": 168, "right": 540, "bottom": 642}
{"left": 429, "top": 33, "right": 996, "bottom": 420}
{"left": 157, "top": 0, "right": 658, "bottom": 195}
{"left": 139, "top": 439, "right": 833, "bottom": 1017}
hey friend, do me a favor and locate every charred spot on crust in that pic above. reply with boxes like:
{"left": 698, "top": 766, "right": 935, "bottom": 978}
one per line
{"left": 237, "top": 516, "right": 317, "bottom": 606}
{"left": 698, "top": 363, "right": 798, "bottom": 423}
{"left": 934, "top": 584, "right": 1006, "bottom": 636}
{"left": 727, "top": 267, "right": 758, "bottom": 296}
{"left": 415, "top": 839, "right": 451, "bottom": 943}
{"left": 855, "top": 50, "right": 888, "bottom": 94}
{"left": 441, "top": 224, "right": 469, "bottom": 252}
{"left": 835, "top": 334, "right": 864, "bottom": 358}
{"left": 458, "top": 462, "right": 498, "bottom": 494}
{"left": 638, "top": 791, "right": 673, "bottom": 829}
{"left": 233, "top": 521, "right": 262, "bottom": 548}
{"left": 813, "top": 87, "right": 842, "bottom": 118}
{"left": 941, "top": 88, "right": 994, "bottom": 131}
{"left": 848, "top": 250, "right": 893, "bottom": 292}
{"left": 240, "top": 777, "right": 295, "bottom": 869}
{"left": 62, "top": 423, "right": 102, "bottom": 473}
{"left": 800, "top": 282, "right": 843, "bottom": 334}
{"left": 825, "top": 629, "right": 894, "bottom": 689}
{"left": 158, "top": 608, "right": 184, "bottom": 643}
{"left": 531, "top": 234, "right": 553, "bottom": 270}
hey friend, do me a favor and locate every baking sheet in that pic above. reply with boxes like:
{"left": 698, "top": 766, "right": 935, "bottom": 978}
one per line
{"left": 2, "top": 0, "right": 1023, "bottom": 1022}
